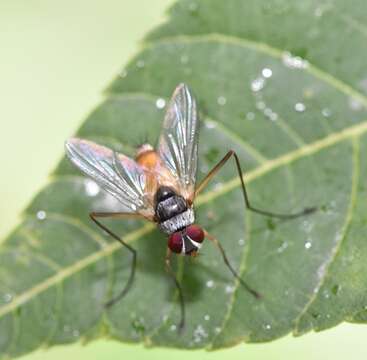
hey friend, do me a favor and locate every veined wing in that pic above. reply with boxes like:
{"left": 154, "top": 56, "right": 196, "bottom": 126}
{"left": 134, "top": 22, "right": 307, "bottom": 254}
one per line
{"left": 158, "top": 83, "right": 199, "bottom": 198}
{"left": 65, "top": 138, "right": 153, "bottom": 216}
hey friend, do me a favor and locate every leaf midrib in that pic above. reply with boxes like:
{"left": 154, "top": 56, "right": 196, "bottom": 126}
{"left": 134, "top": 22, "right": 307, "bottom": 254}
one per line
{"left": 1, "top": 119, "right": 367, "bottom": 320}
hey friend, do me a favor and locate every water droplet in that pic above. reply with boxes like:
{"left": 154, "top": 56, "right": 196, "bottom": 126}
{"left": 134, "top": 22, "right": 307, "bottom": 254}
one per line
{"left": 63, "top": 325, "right": 70, "bottom": 332}
{"left": 204, "top": 314, "right": 210, "bottom": 321}
{"left": 305, "top": 241, "right": 312, "bottom": 249}
{"left": 170, "top": 324, "right": 177, "bottom": 331}
{"left": 264, "top": 108, "right": 272, "bottom": 117}
{"left": 323, "top": 289, "right": 330, "bottom": 299}
{"left": 193, "top": 324, "right": 208, "bottom": 343}
{"left": 213, "top": 182, "right": 223, "bottom": 191}
{"left": 282, "top": 52, "right": 309, "bottom": 69}
{"left": 270, "top": 112, "right": 278, "bottom": 121}
{"left": 314, "top": 6, "right": 323, "bottom": 17}
{"left": 262, "top": 68, "right": 273, "bottom": 78}
{"left": 238, "top": 238, "right": 245, "bottom": 246}
{"left": 37, "top": 210, "right": 47, "bottom": 220}
{"left": 246, "top": 112, "right": 255, "bottom": 121}
{"left": 3, "top": 293, "right": 12, "bottom": 303}
{"left": 263, "top": 324, "right": 272, "bottom": 330}
{"left": 119, "top": 69, "right": 127, "bottom": 78}
{"left": 214, "top": 326, "right": 221, "bottom": 333}
{"left": 136, "top": 60, "right": 145, "bottom": 68}
{"left": 205, "top": 121, "right": 216, "bottom": 129}
{"left": 322, "top": 108, "right": 332, "bottom": 117}
{"left": 206, "top": 280, "right": 215, "bottom": 288}
{"left": 217, "top": 96, "right": 227, "bottom": 106}
{"left": 256, "top": 101, "right": 266, "bottom": 110}
{"left": 180, "top": 54, "right": 189, "bottom": 64}
{"left": 225, "top": 285, "right": 235, "bottom": 294}
{"left": 156, "top": 98, "right": 166, "bottom": 109}
{"left": 349, "top": 97, "right": 363, "bottom": 111}
{"left": 251, "top": 77, "right": 265, "bottom": 92}
{"left": 188, "top": 2, "right": 199, "bottom": 13}
{"left": 295, "top": 102, "right": 306, "bottom": 112}
{"left": 277, "top": 241, "right": 288, "bottom": 253}
{"left": 85, "top": 179, "right": 100, "bottom": 197}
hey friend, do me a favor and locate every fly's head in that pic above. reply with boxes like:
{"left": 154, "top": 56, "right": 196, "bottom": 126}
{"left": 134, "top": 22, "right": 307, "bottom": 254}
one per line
{"left": 168, "top": 224, "right": 205, "bottom": 256}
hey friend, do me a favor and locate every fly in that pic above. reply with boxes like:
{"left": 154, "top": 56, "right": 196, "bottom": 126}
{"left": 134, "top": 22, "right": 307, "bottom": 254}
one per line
{"left": 65, "top": 83, "right": 316, "bottom": 330}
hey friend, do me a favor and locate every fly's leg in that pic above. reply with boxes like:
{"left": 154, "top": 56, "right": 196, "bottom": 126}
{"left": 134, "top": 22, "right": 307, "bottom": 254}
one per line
{"left": 165, "top": 248, "right": 185, "bottom": 331}
{"left": 90, "top": 212, "right": 144, "bottom": 307}
{"left": 194, "top": 150, "right": 317, "bottom": 219}
{"left": 205, "top": 230, "right": 261, "bottom": 298}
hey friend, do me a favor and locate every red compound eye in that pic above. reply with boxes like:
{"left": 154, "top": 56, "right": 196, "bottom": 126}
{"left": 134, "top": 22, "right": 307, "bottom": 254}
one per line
{"left": 186, "top": 224, "right": 205, "bottom": 243}
{"left": 168, "top": 232, "right": 183, "bottom": 253}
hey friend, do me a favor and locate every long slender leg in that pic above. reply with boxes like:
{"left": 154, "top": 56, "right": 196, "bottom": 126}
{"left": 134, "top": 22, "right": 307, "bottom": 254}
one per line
{"left": 90, "top": 212, "right": 144, "bottom": 307}
{"left": 205, "top": 230, "right": 261, "bottom": 299}
{"left": 165, "top": 248, "right": 185, "bottom": 331}
{"left": 194, "top": 150, "right": 316, "bottom": 219}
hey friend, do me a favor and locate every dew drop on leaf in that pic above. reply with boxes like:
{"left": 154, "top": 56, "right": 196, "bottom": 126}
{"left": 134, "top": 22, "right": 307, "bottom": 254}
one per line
{"left": 251, "top": 77, "right": 265, "bottom": 92}
{"left": 3, "top": 293, "right": 13, "bottom": 303}
{"left": 246, "top": 112, "right": 255, "bottom": 121}
{"left": 36, "top": 210, "right": 47, "bottom": 220}
{"left": 180, "top": 54, "right": 189, "bottom": 64}
{"left": 349, "top": 97, "right": 363, "bottom": 111}
{"left": 256, "top": 101, "right": 266, "bottom": 110}
{"left": 85, "top": 179, "right": 100, "bottom": 197}
{"left": 282, "top": 52, "right": 309, "bottom": 69}
{"left": 277, "top": 241, "right": 288, "bottom": 253}
{"left": 206, "top": 280, "right": 215, "bottom": 288}
{"left": 322, "top": 108, "right": 332, "bottom": 118}
{"left": 155, "top": 98, "right": 166, "bottom": 109}
{"left": 193, "top": 324, "right": 208, "bottom": 343}
{"left": 217, "top": 96, "right": 227, "bottom": 106}
{"left": 262, "top": 68, "right": 273, "bottom": 78}
{"left": 119, "top": 69, "right": 127, "bottom": 78}
{"left": 294, "top": 102, "right": 306, "bottom": 112}
{"left": 188, "top": 2, "right": 199, "bottom": 14}
{"left": 214, "top": 327, "right": 221, "bottom": 334}
{"left": 136, "top": 60, "right": 145, "bottom": 69}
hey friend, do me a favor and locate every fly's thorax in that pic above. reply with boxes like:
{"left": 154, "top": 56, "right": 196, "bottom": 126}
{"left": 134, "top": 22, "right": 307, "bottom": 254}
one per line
{"left": 154, "top": 185, "right": 194, "bottom": 234}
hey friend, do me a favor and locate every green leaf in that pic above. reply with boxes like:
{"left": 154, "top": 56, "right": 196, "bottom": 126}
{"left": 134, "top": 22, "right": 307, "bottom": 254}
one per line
{"left": 1, "top": 0, "right": 367, "bottom": 356}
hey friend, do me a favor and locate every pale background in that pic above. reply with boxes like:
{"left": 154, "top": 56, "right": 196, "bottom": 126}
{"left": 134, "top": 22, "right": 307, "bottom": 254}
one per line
{"left": 0, "top": 1, "right": 366, "bottom": 359}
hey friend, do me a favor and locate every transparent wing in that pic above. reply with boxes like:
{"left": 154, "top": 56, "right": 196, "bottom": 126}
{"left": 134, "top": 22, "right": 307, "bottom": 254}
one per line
{"left": 158, "top": 83, "right": 199, "bottom": 197}
{"left": 65, "top": 138, "right": 151, "bottom": 214}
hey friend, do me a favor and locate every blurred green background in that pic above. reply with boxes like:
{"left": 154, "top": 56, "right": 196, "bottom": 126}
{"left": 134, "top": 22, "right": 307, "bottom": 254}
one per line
{"left": 1, "top": 1, "right": 366, "bottom": 359}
